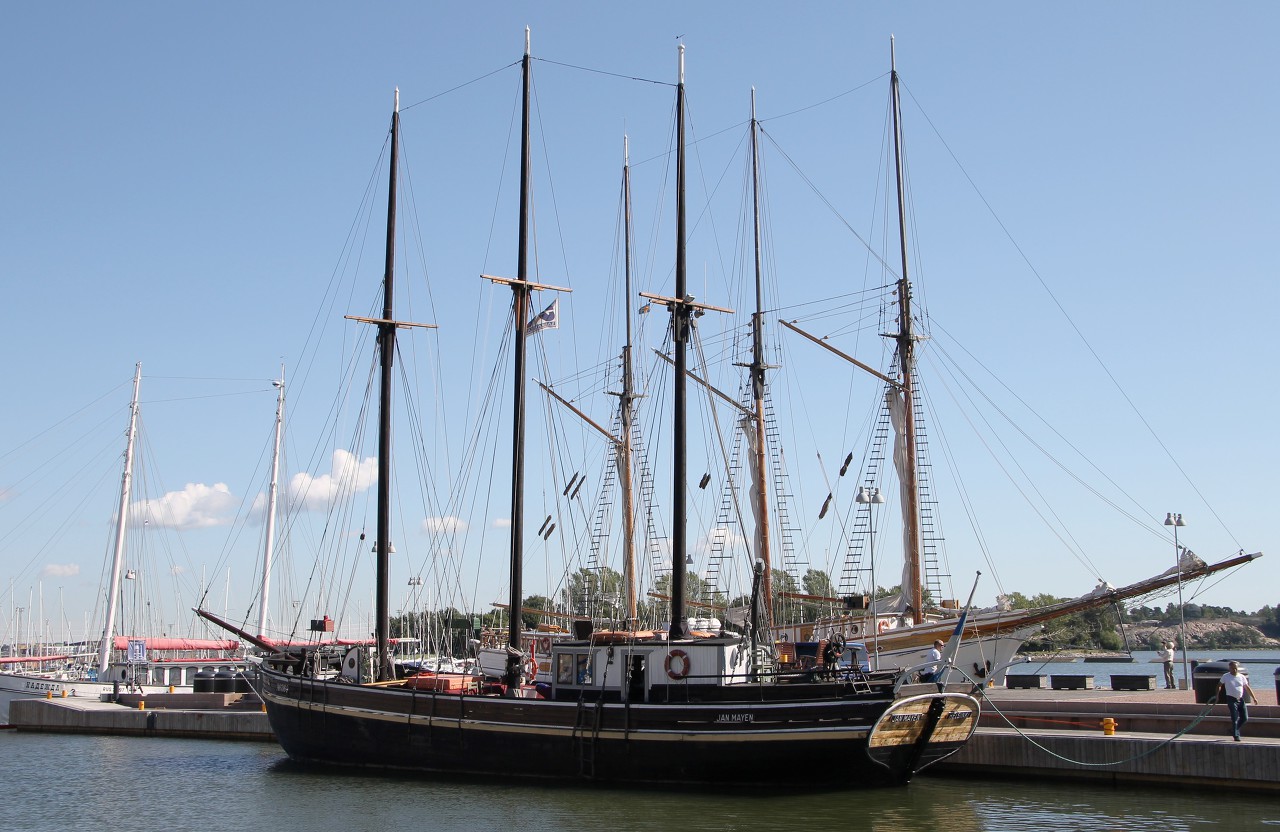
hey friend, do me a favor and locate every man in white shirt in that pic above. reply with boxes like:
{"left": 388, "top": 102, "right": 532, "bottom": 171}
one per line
{"left": 1217, "top": 661, "right": 1256, "bottom": 741}
{"left": 920, "top": 639, "right": 944, "bottom": 684}
{"left": 1157, "top": 641, "right": 1176, "bottom": 689}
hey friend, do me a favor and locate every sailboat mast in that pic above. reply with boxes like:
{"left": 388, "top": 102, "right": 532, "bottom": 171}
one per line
{"left": 669, "top": 44, "right": 690, "bottom": 641}
{"left": 505, "top": 29, "right": 534, "bottom": 685}
{"left": 619, "top": 134, "right": 639, "bottom": 627}
{"left": 97, "top": 362, "right": 141, "bottom": 672}
{"left": 889, "top": 37, "right": 924, "bottom": 625}
{"left": 748, "top": 88, "right": 774, "bottom": 617}
{"left": 375, "top": 90, "right": 400, "bottom": 681}
{"left": 256, "top": 365, "right": 285, "bottom": 639}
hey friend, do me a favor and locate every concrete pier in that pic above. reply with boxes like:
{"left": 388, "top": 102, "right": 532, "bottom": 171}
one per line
{"left": 932, "top": 728, "right": 1280, "bottom": 792}
{"left": 8, "top": 694, "right": 273, "bottom": 742}
{"left": 928, "top": 686, "right": 1280, "bottom": 793}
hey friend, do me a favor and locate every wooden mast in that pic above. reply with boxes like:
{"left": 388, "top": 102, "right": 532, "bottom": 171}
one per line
{"left": 343, "top": 91, "right": 433, "bottom": 681}
{"left": 375, "top": 89, "right": 400, "bottom": 680}
{"left": 619, "top": 135, "right": 639, "bottom": 627}
{"left": 748, "top": 88, "right": 774, "bottom": 619}
{"left": 889, "top": 37, "right": 924, "bottom": 625}
{"left": 536, "top": 137, "right": 638, "bottom": 627}
{"left": 639, "top": 46, "right": 732, "bottom": 638}
{"left": 482, "top": 30, "right": 569, "bottom": 680}
{"left": 505, "top": 28, "right": 535, "bottom": 687}
{"left": 669, "top": 44, "right": 690, "bottom": 641}
{"left": 96, "top": 362, "right": 141, "bottom": 673}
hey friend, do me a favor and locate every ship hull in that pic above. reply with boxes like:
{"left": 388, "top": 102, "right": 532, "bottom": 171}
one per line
{"left": 258, "top": 666, "right": 977, "bottom": 787}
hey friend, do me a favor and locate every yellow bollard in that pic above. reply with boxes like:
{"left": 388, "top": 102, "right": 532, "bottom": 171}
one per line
{"left": 138, "top": 701, "right": 146, "bottom": 710}
{"left": 45, "top": 691, "right": 52, "bottom": 699}
{"left": 61, "top": 690, "right": 67, "bottom": 698}
{"left": 168, "top": 686, "right": 175, "bottom": 694}
{"left": 1100, "top": 717, "right": 1116, "bottom": 736}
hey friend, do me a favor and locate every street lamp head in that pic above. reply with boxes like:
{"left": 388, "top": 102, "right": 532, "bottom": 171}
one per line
{"left": 1163, "top": 512, "right": 1186, "bottom": 528}
{"left": 856, "top": 487, "right": 886, "bottom": 505}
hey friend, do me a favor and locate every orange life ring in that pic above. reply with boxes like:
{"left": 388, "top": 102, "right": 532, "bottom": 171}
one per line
{"left": 524, "top": 656, "right": 539, "bottom": 680}
{"left": 877, "top": 620, "right": 889, "bottom": 633}
{"left": 536, "top": 636, "right": 551, "bottom": 654}
{"left": 665, "top": 649, "right": 691, "bottom": 680}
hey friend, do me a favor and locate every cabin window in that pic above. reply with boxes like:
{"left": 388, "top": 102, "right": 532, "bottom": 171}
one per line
{"left": 576, "top": 655, "right": 593, "bottom": 686}
{"left": 556, "top": 654, "right": 574, "bottom": 685}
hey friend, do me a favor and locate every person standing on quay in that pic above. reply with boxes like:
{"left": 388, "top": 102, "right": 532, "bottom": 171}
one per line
{"left": 1158, "top": 641, "right": 1176, "bottom": 689}
{"left": 1217, "top": 661, "right": 1256, "bottom": 741}
{"left": 921, "top": 639, "right": 944, "bottom": 684}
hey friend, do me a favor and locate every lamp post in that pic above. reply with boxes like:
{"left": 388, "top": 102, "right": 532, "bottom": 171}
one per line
{"left": 1164, "top": 512, "right": 1190, "bottom": 689}
{"left": 857, "top": 486, "right": 887, "bottom": 669}
{"left": 407, "top": 576, "right": 423, "bottom": 647}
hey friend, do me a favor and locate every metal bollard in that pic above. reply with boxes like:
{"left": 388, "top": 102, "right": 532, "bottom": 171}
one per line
{"left": 1100, "top": 717, "right": 1117, "bottom": 736}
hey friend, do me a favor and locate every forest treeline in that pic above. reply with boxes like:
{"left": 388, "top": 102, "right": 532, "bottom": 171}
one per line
{"left": 389, "top": 567, "right": 1280, "bottom": 653}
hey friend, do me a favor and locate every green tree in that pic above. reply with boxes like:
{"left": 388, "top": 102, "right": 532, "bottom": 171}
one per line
{"left": 1011, "top": 592, "right": 1124, "bottom": 652}
{"left": 561, "top": 568, "right": 625, "bottom": 620}
{"left": 651, "top": 570, "right": 724, "bottom": 621}
{"left": 802, "top": 569, "right": 834, "bottom": 598}
{"left": 520, "top": 594, "right": 551, "bottom": 630}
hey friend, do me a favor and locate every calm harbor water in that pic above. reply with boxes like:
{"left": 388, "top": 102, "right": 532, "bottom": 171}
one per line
{"left": 4, "top": 731, "right": 1278, "bottom": 831}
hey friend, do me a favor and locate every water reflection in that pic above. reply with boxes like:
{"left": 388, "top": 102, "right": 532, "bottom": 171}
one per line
{"left": 4, "top": 733, "right": 1278, "bottom": 830}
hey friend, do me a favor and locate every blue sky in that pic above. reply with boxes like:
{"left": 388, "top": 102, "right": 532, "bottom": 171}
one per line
{"left": 2, "top": 4, "right": 1276, "bottom": 642}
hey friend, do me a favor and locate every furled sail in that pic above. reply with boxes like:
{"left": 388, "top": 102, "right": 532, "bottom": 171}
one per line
{"left": 886, "top": 387, "right": 914, "bottom": 611}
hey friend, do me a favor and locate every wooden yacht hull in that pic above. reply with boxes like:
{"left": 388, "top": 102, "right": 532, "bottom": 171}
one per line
{"left": 258, "top": 665, "right": 977, "bottom": 787}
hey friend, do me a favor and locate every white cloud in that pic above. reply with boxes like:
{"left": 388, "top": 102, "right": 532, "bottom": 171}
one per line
{"left": 41, "top": 563, "right": 80, "bottom": 579}
{"left": 492, "top": 517, "right": 511, "bottom": 528}
{"left": 693, "top": 527, "right": 746, "bottom": 555}
{"left": 132, "top": 482, "right": 237, "bottom": 530}
{"left": 422, "top": 515, "right": 467, "bottom": 535}
{"left": 288, "top": 449, "right": 378, "bottom": 512}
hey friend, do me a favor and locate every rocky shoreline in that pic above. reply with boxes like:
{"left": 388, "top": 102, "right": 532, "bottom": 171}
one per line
{"left": 1124, "top": 619, "right": 1280, "bottom": 648}
{"left": 1025, "top": 620, "right": 1279, "bottom": 658}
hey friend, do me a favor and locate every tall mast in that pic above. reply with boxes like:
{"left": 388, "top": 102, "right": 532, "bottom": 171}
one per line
{"left": 889, "top": 37, "right": 924, "bottom": 624}
{"left": 97, "top": 363, "right": 141, "bottom": 672}
{"left": 256, "top": 365, "right": 285, "bottom": 639}
{"left": 619, "top": 134, "right": 639, "bottom": 627}
{"left": 748, "top": 88, "right": 774, "bottom": 618}
{"left": 375, "top": 89, "right": 400, "bottom": 681}
{"left": 504, "top": 29, "right": 535, "bottom": 687}
{"left": 669, "top": 44, "right": 690, "bottom": 641}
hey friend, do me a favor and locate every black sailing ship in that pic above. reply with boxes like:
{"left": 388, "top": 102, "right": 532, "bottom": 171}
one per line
{"left": 231, "top": 34, "right": 978, "bottom": 788}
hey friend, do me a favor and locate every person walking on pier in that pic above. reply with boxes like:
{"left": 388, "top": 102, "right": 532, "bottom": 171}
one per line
{"left": 1217, "top": 661, "right": 1256, "bottom": 741}
{"left": 920, "top": 640, "right": 944, "bottom": 684}
{"left": 1158, "top": 641, "right": 1176, "bottom": 689}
